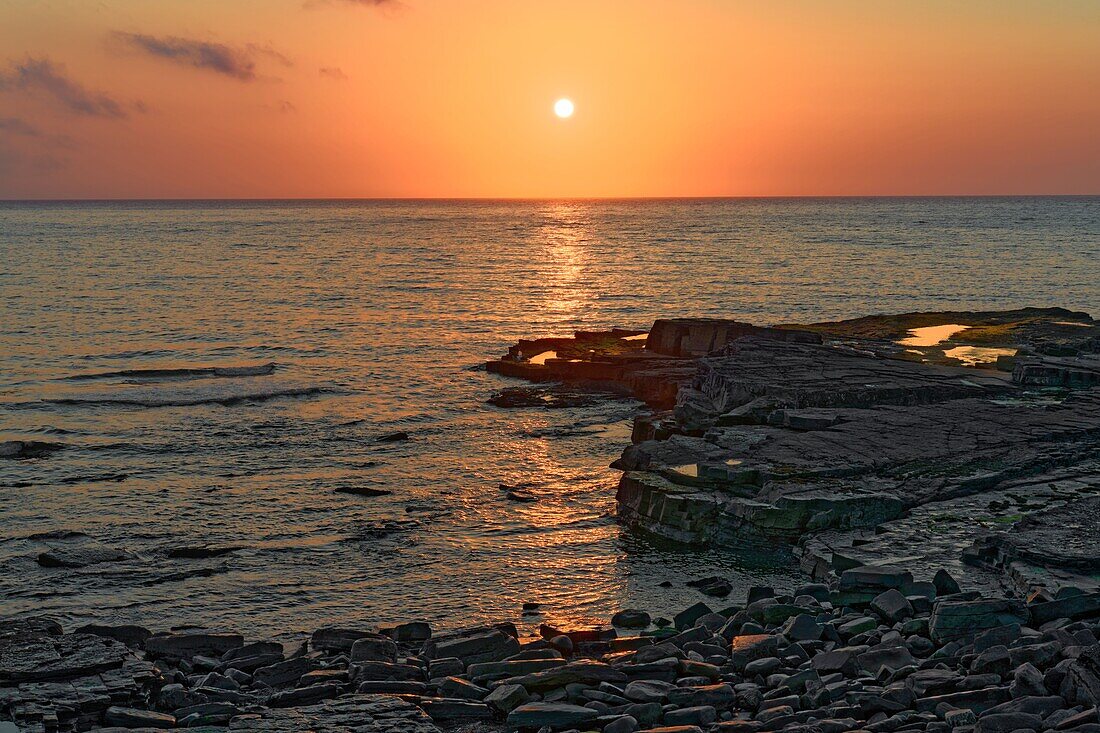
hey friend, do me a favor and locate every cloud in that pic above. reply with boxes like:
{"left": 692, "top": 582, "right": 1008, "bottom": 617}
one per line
{"left": 0, "top": 57, "right": 130, "bottom": 118}
{"left": 319, "top": 66, "right": 348, "bottom": 81}
{"left": 0, "top": 117, "right": 77, "bottom": 150}
{"left": 114, "top": 32, "right": 265, "bottom": 81}
{"left": 305, "top": 0, "right": 403, "bottom": 10}
{"left": 248, "top": 43, "right": 294, "bottom": 68}
{"left": 0, "top": 117, "right": 40, "bottom": 136}
{"left": 0, "top": 143, "right": 68, "bottom": 181}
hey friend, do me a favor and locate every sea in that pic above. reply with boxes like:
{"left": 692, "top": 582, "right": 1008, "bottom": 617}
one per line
{"left": 1, "top": 197, "right": 1098, "bottom": 640}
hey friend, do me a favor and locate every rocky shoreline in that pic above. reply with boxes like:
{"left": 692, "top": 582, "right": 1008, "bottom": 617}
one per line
{"left": 4, "top": 307, "right": 1100, "bottom": 732}
{"left": 488, "top": 307, "right": 1100, "bottom": 599}
{"left": 3, "top": 561, "right": 1100, "bottom": 733}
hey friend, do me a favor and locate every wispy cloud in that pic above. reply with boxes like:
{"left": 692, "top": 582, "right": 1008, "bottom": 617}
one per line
{"left": 248, "top": 43, "right": 294, "bottom": 68}
{"left": 0, "top": 143, "right": 68, "bottom": 181}
{"left": 305, "top": 0, "right": 403, "bottom": 11}
{"left": 319, "top": 66, "right": 348, "bottom": 81}
{"left": 0, "top": 117, "right": 40, "bottom": 136}
{"left": 113, "top": 32, "right": 285, "bottom": 81}
{"left": 0, "top": 117, "right": 77, "bottom": 150}
{"left": 0, "top": 57, "right": 130, "bottom": 118}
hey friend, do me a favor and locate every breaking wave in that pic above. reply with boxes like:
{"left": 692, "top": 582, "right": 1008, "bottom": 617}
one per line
{"left": 45, "top": 384, "right": 327, "bottom": 408}
{"left": 61, "top": 363, "right": 277, "bottom": 381}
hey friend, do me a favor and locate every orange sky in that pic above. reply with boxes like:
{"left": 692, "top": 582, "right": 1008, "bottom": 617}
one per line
{"left": 1, "top": 0, "right": 1099, "bottom": 198}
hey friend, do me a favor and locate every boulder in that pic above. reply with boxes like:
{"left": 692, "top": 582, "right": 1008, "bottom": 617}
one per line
{"left": 1010, "top": 662, "right": 1047, "bottom": 698}
{"left": 144, "top": 632, "right": 244, "bottom": 662}
{"left": 929, "top": 598, "right": 1028, "bottom": 643}
{"left": 728, "top": 634, "right": 777, "bottom": 672}
{"left": 501, "top": 661, "right": 627, "bottom": 691}
{"left": 975, "top": 712, "right": 1042, "bottom": 733}
{"left": 423, "top": 628, "right": 520, "bottom": 667}
{"left": 391, "top": 621, "right": 432, "bottom": 642}
{"left": 103, "top": 706, "right": 175, "bottom": 729}
{"left": 664, "top": 705, "right": 717, "bottom": 727}
{"left": 310, "top": 627, "right": 374, "bottom": 653}
{"left": 74, "top": 624, "right": 152, "bottom": 649}
{"left": 227, "top": 693, "right": 440, "bottom": 732}
{"left": 870, "top": 589, "right": 914, "bottom": 622}
{"left": 612, "top": 610, "right": 652, "bottom": 628}
{"left": 350, "top": 636, "right": 397, "bottom": 662}
{"left": 0, "top": 633, "right": 131, "bottom": 682}
{"left": 484, "top": 683, "right": 529, "bottom": 713}
{"left": 840, "top": 566, "right": 914, "bottom": 592}
{"left": 674, "top": 602, "right": 713, "bottom": 631}
{"left": 1062, "top": 644, "right": 1100, "bottom": 706}
{"left": 506, "top": 702, "right": 599, "bottom": 729}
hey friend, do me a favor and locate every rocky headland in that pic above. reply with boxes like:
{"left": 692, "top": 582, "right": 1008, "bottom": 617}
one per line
{"left": 488, "top": 307, "right": 1100, "bottom": 598}
{"left": 4, "top": 307, "right": 1100, "bottom": 732}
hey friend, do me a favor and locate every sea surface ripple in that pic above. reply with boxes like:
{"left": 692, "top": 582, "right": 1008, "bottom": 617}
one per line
{"left": 1, "top": 198, "right": 1098, "bottom": 638}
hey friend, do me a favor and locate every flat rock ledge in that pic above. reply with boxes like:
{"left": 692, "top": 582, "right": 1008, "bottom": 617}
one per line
{"left": 4, "top": 564, "right": 1100, "bottom": 733}
{"left": 489, "top": 308, "right": 1100, "bottom": 599}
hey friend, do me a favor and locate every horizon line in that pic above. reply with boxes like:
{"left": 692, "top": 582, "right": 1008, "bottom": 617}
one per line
{"left": 3, "top": 194, "right": 1100, "bottom": 203}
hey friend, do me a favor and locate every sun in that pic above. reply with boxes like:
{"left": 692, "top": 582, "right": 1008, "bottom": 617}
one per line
{"left": 554, "top": 98, "right": 574, "bottom": 118}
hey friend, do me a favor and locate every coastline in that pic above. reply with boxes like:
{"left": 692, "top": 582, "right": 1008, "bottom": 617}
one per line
{"left": 4, "top": 307, "right": 1100, "bottom": 731}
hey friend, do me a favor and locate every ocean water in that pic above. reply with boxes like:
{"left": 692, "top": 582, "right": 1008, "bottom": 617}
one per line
{"left": 1, "top": 197, "right": 1098, "bottom": 640}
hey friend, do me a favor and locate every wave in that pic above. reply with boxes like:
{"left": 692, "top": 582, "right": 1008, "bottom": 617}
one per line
{"left": 45, "top": 384, "right": 327, "bottom": 408}
{"left": 61, "top": 362, "right": 277, "bottom": 381}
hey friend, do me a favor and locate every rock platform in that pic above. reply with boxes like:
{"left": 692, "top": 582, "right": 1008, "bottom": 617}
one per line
{"left": 488, "top": 307, "right": 1100, "bottom": 599}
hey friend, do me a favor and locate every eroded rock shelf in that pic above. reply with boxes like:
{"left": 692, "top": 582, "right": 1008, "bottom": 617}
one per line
{"left": 487, "top": 307, "right": 1100, "bottom": 599}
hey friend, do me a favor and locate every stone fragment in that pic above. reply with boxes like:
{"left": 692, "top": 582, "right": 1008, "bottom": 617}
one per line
{"left": 423, "top": 628, "right": 520, "bottom": 667}
{"left": 1010, "top": 662, "right": 1047, "bottom": 697}
{"left": 310, "top": 627, "right": 374, "bottom": 653}
{"left": 353, "top": 661, "right": 423, "bottom": 681}
{"left": 484, "top": 683, "right": 529, "bottom": 713}
{"left": 506, "top": 701, "right": 599, "bottom": 729}
{"left": 624, "top": 679, "right": 676, "bottom": 703}
{"left": 502, "top": 661, "right": 627, "bottom": 691}
{"left": 267, "top": 682, "right": 341, "bottom": 707}
{"left": 780, "top": 614, "right": 823, "bottom": 641}
{"left": 1062, "top": 644, "right": 1100, "bottom": 705}
{"left": 418, "top": 698, "right": 492, "bottom": 723}
{"left": 811, "top": 647, "right": 861, "bottom": 676}
{"left": 0, "top": 632, "right": 131, "bottom": 682}
{"left": 929, "top": 598, "right": 1028, "bottom": 643}
{"left": 349, "top": 636, "right": 397, "bottom": 663}
{"left": 37, "top": 534, "right": 133, "bottom": 568}
{"left": 840, "top": 566, "right": 913, "bottom": 592}
{"left": 612, "top": 610, "right": 652, "bottom": 628}
{"left": 254, "top": 657, "right": 320, "bottom": 687}
{"left": 438, "top": 675, "right": 488, "bottom": 700}
{"left": 975, "top": 712, "right": 1042, "bottom": 733}
{"left": 227, "top": 693, "right": 441, "bottom": 732}
{"left": 103, "top": 706, "right": 175, "bottom": 728}
{"left": 0, "top": 439, "right": 63, "bottom": 459}
{"left": 664, "top": 705, "right": 718, "bottom": 727}
{"left": 391, "top": 621, "right": 432, "bottom": 642}
{"left": 144, "top": 632, "right": 243, "bottom": 662}
{"left": 870, "top": 589, "right": 914, "bottom": 622}
{"left": 934, "top": 569, "right": 962, "bottom": 596}
{"left": 75, "top": 624, "right": 152, "bottom": 649}
{"left": 945, "top": 709, "right": 976, "bottom": 728}
{"left": 674, "top": 602, "right": 713, "bottom": 631}
{"left": 1030, "top": 592, "right": 1100, "bottom": 625}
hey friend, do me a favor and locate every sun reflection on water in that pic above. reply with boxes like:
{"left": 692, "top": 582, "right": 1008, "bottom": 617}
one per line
{"left": 533, "top": 203, "right": 597, "bottom": 327}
